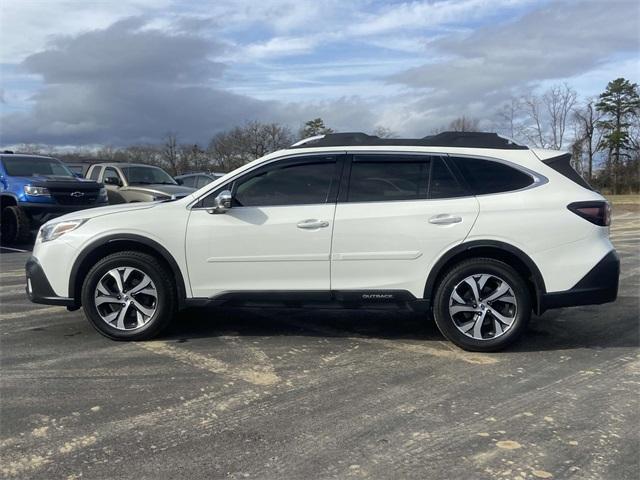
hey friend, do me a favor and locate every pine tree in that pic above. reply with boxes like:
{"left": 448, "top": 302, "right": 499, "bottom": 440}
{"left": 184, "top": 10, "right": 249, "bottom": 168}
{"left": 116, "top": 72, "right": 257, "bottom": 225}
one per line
{"left": 595, "top": 78, "right": 640, "bottom": 193}
{"left": 300, "top": 118, "right": 334, "bottom": 139}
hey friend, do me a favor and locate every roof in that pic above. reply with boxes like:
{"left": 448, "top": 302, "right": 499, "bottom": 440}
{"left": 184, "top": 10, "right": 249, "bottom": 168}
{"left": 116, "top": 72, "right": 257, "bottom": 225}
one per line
{"left": 90, "top": 163, "right": 160, "bottom": 168}
{"left": 291, "top": 131, "right": 528, "bottom": 150}
{"left": 0, "top": 153, "right": 56, "bottom": 159}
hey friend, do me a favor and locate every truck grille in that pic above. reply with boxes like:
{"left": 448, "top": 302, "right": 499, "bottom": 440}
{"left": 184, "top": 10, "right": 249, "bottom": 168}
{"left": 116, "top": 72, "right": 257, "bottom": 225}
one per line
{"left": 50, "top": 189, "right": 100, "bottom": 205}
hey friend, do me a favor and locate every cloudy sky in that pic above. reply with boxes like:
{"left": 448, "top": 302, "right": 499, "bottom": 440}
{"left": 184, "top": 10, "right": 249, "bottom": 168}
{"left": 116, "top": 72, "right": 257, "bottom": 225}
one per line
{"left": 0, "top": 0, "right": 638, "bottom": 147}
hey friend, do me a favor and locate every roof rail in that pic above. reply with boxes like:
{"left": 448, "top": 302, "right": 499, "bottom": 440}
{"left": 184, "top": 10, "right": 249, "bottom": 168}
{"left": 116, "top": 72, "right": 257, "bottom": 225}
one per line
{"left": 290, "top": 131, "right": 528, "bottom": 150}
{"left": 291, "top": 135, "right": 326, "bottom": 147}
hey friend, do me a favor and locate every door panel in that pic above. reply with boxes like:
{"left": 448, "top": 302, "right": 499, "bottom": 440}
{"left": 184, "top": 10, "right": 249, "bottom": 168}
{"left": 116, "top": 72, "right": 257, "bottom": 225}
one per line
{"left": 331, "top": 198, "right": 479, "bottom": 296}
{"left": 330, "top": 154, "right": 479, "bottom": 297}
{"left": 186, "top": 205, "right": 335, "bottom": 297}
{"left": 185, "top": 154, "right": 342, "bottom": 298}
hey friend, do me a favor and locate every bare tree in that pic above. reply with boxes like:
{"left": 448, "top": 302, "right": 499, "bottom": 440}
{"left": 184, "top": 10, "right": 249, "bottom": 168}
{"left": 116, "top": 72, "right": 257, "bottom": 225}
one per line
{"left": 573, "top": 99, "right": 603, "bottom": 181}
{"left": 372, "top": 126, "right": 397, "bottom": 138}
{"left": 208, "top": 121, "right": 293, "bottom": 172}
{"left": 496, "top": 98, "right": 521, "bottom": 139}
{"left": 544, "top": 83, "right": 577, "bottom": 149}
{"left": 161, "top": 132, "right": 181, "bottom": 175}
{"left": 448, "top": 116, "right": 480, "bottom": 132}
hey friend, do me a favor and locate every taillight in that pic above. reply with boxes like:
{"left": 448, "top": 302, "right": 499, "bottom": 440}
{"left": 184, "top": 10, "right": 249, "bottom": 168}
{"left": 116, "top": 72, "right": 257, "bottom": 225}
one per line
{"left": 568, "top": 201, "right": 611, "bottom": 226}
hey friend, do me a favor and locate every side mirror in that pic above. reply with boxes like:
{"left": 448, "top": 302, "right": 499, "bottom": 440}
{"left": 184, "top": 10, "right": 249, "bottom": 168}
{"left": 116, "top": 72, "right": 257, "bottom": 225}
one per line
{"left": 206, "top": 190, "right": 232, "bottom": 214}
{"left": 104, "top": 177, "right": 122, "bottom": 187}
{"left": 175, "top": 178, "right": 183, "bottom": 185}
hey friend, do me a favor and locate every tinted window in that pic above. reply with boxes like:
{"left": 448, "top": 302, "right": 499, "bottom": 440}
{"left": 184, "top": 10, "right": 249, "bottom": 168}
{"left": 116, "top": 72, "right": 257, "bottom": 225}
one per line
{"left": 453, "top": 157, "right": 533, "bottom": 195}
{"left": 89, "top": 167, "right": 101, "bottom": 180}
{"left": 121, "top": 166, "right": 176, "bottom": 185}
{"left": 196, "top": 175, "right": 213, "bottom": 188}
{"left": 180, "top": 176, "right": 196, "bottom": 188}
{"left": 234, "top": 157, "right": 337, "bottom": 207}
{"left": 430, "top": 158, "right": 466, "bottom": 198}
{"left": 348, "top": 155, "right": 430, "bottom": 202}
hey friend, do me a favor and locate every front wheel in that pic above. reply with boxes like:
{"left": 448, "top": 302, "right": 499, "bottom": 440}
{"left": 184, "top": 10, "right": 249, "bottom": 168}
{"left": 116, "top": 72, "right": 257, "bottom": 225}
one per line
{"left": 1, "top": 206, "right": 31, "bottom": 245}
{"left": 81, "top": 251, "right": 176, "bottom": 340}
{"left": 433, "top": 258, "right": 531, "bottom": 352}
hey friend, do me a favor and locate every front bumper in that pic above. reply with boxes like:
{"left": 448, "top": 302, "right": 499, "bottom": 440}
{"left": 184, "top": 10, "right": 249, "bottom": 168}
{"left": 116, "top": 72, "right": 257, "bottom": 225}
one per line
{"left": 25, "top": 256, "right": 76, "bottom": 307}
{"left": 539, "top": 250, "right": 620, "bottom": 312}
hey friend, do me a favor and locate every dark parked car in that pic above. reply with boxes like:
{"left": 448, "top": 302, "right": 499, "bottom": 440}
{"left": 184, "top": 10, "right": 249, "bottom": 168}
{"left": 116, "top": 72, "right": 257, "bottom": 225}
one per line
{"left": 175, "top": 172, "right": 224, "bottom": 189}
{"left": 0, "top": 153, "right": 108, "bottom": 244}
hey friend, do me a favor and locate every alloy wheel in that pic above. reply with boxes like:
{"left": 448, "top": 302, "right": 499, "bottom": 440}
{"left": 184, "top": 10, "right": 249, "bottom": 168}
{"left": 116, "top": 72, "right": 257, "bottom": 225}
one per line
{"left": 448, "top": 273, "right": 518, "bottom": 340}
{"left": 94, "top": 266, "right": 158, "bottom": 330}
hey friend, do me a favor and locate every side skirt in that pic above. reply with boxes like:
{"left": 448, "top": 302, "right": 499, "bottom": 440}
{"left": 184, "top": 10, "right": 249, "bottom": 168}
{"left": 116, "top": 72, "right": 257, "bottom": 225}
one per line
{"left": 183, "top": 290, "right": 431, "bottom": 311}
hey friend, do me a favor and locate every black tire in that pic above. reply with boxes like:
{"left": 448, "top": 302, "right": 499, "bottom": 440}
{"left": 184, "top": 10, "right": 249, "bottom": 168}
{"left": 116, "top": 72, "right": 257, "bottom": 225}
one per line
{"left": 433, "top": 258, "right": 531, "bottom": 352}
{"left": 1, "top": 206, "right": 32, "bottom": 245}
{"left": 81, "top": 251, "right": 176, "bottom": 340}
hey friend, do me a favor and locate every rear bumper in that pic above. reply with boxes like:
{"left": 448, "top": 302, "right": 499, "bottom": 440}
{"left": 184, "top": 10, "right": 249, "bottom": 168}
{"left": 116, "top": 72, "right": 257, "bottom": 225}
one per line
{"left": 539, "top": 250, "right": 619, "bottom": 312}
{"left": 25, "top": 256, "right": 76, "bottom": 307}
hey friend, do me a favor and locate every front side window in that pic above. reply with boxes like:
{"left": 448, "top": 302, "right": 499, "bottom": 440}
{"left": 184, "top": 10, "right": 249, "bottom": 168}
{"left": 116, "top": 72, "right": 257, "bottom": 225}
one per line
{"left": 233, "top": 157, "right": 337, "bottom": 207}
{"left": 452, "top": 157, "right": 533, "bottom": 195}
{"left": 103, "top": 168, "right": 121, "bottom": 184}
{"left": 347, "top": 155, "right": 431, "bottom": 202}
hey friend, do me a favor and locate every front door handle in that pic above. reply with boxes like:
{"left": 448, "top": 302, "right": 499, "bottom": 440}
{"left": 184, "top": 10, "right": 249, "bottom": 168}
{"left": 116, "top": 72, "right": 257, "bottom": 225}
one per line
{"left": 297, "top": 219, "right": 329, "bottom": 229}
{"left": 429, "top": 214, "right": 463, "bottom": 225}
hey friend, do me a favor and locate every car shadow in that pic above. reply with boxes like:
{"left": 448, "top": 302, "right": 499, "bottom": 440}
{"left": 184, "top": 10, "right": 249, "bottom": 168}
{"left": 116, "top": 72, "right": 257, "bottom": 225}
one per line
{"left": 162, "top": 295, "right": 639, "bottom": 352}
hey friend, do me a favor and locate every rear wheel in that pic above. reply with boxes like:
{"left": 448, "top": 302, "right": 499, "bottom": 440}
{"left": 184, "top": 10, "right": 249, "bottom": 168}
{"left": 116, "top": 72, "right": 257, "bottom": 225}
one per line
{"left": 1, "top": 206, "right": 31, "bottom": 245}
{"left": 81, "top": 251, "right": 176, "bottom": 340}
{"left": 433, "top": 258, "right": 531, "bottom": 352}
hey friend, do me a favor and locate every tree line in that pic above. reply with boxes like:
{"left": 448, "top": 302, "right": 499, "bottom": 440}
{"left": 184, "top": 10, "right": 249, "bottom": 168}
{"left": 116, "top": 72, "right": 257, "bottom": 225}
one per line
{"left": 15, "top": 77, "right": 639, "bottom": 194}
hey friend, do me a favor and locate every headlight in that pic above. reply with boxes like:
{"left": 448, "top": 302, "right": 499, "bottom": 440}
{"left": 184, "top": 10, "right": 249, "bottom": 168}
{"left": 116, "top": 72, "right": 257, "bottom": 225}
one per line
{"left": 24, "top": 185, "right": 50, "bottom": 196}
{"left": 37, "top": 219, "right": 88, "bottom": 243}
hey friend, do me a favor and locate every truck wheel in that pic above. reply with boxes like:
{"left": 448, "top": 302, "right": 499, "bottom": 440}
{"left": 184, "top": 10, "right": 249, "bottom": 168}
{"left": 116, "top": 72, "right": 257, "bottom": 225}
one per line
{"left": 432, "top": 258, "right": 531, "bottom": 352}
{"left": 81, "top": 251, "right": 177, "bottom": 340}
{"left": 1, "top": 206, "right": 32, "bottom": 245}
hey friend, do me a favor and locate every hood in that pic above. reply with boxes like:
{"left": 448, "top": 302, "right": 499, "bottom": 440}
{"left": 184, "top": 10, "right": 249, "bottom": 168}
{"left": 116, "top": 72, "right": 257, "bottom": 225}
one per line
{"left": 14, "top": 175, "right": 101, "bottom": 188}
{"left": 126, "top": 183, "right": 195, "bottom": 197}
{"left": 50, "top": 202, "right": 159, "bottom": 223}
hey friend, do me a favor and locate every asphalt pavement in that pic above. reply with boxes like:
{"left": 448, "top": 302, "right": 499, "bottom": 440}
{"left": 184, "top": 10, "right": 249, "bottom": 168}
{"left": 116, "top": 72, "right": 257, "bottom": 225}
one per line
{"left": 1, "top": 207, "right": 638, "bottom": 479}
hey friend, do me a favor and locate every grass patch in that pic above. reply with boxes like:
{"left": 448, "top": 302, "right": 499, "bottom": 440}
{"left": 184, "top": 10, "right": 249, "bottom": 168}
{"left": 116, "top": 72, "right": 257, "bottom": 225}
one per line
{"left": 604, "top": 194, "right": 640, "bottom": 205}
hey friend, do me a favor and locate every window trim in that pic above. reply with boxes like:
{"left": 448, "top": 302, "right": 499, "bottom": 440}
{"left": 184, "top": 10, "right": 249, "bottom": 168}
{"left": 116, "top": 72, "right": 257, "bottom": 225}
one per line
{"left": 191, "top": 154, "right": 346, "bottom": 210}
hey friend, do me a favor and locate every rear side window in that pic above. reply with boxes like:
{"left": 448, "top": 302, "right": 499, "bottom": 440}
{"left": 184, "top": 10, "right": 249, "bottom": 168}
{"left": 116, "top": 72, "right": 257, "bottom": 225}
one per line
{"left": 196, "top": 176, "right": 212, "bottom": 188}
{"left": 452, "top": 157, "right": 533, "bottom": 195}
{"left": 348, "top": 155, "right": 430, "bottom": 202}
{"left": 430, "top": 158, "right": 466, "bottom": 198}
{"left": 180, "top": 176, "right": 196, "bottom": 188}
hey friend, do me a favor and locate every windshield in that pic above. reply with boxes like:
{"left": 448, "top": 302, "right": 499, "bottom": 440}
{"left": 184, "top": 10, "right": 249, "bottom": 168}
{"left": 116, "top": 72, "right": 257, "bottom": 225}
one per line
{"left": 121, "top": 166, "right": 177, "bottom": 185}
{"left": 2, "top": 156, "right": 74, "bottom": 177}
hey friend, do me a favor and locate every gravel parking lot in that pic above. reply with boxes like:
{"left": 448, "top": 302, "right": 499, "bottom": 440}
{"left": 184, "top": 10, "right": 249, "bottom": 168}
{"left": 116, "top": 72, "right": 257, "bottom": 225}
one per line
{"left": 1, "top": 207, "right": 638, "bottom": 480}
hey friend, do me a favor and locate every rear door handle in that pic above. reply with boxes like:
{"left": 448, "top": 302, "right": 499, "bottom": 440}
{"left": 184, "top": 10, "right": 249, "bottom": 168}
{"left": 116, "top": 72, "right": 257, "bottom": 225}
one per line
{"left": 297, "top": 219, "right": 329, "bottom": 229}
{"left": 429, "top": 214, "right": 462, "bottom": 225}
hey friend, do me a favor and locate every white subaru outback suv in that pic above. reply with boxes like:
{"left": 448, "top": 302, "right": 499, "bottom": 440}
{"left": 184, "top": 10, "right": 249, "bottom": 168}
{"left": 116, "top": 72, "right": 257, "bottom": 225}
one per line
{"left": 26, "top": 132, "right": 619, "bottom": 351}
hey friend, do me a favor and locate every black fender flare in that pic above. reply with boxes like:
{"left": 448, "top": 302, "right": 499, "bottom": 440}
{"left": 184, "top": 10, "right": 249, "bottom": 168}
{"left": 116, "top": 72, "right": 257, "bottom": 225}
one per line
{"left": 423, "top": 240, "right": 546, "bottom": 310}
{"left": 68, "top": 233, "right": 188, "bottom": 307}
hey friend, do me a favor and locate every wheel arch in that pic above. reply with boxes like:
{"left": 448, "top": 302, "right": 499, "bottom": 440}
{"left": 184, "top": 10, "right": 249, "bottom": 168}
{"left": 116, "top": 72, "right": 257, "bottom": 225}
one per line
{"left": 69, "top": 234, "right": 187, "bottom": 309}
{"left": 0, "top": 193, "right": 18, "bottom": 209}
{"left": 424, "top": 240, "right": 546, "bottom": 314}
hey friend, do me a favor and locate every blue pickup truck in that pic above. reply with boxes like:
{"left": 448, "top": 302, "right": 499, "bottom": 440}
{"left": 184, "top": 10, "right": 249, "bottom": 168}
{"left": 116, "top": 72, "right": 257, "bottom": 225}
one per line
{"left": 0, "top": 152, "right": 108, "bottom": 244}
